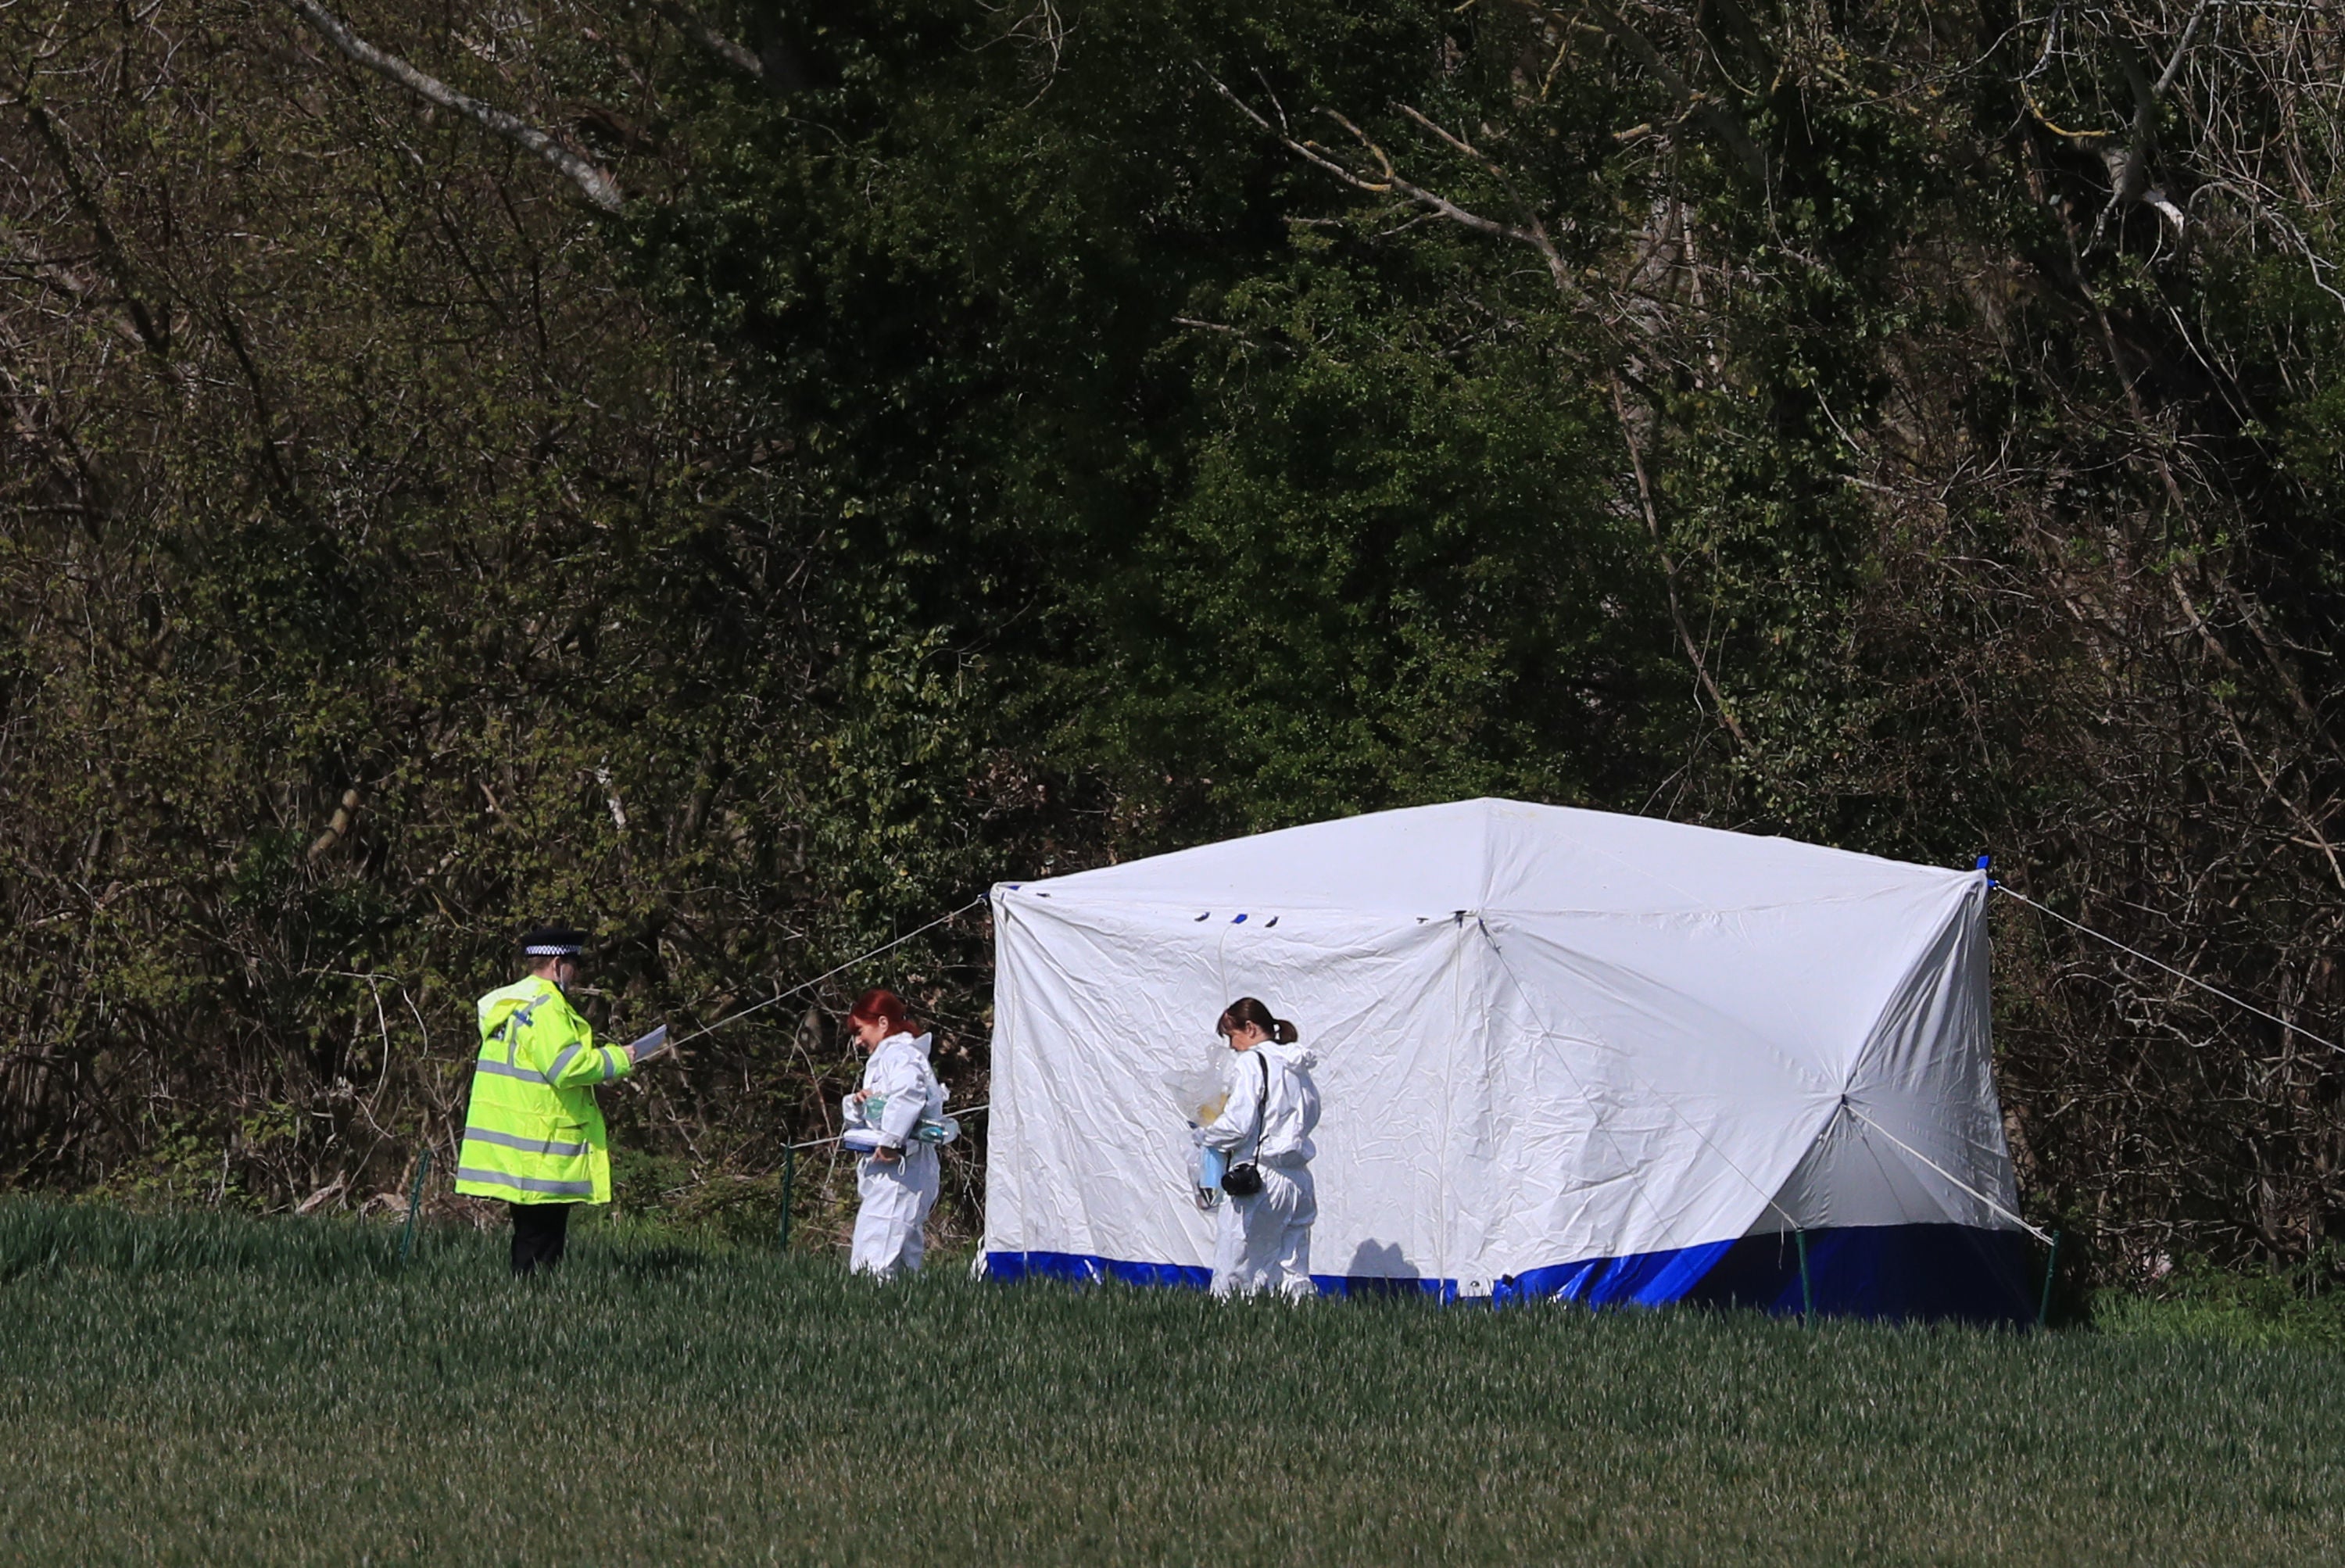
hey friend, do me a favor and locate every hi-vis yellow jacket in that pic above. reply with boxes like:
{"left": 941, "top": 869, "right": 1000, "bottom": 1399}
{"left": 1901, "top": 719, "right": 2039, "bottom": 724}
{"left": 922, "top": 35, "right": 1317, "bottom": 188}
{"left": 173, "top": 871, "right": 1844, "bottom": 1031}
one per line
{"left": 454, "top": 976, "right": 633, "bottom": 1205}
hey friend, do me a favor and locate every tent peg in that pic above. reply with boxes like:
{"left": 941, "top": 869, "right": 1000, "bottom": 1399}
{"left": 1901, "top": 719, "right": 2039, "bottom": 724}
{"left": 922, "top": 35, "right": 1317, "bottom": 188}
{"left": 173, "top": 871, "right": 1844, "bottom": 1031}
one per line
{"left": 777, "top": 1142, "right": 797, "bottom": 1251}
{"left": 2037, "top": 1229, "right": 2062, "bottom": 1328}
{"left": 1795, "top": 1228, "right": 1813, "bottom": 1323}
{"left": 399, "top": 1147, "right": 432, "bottom": 1265}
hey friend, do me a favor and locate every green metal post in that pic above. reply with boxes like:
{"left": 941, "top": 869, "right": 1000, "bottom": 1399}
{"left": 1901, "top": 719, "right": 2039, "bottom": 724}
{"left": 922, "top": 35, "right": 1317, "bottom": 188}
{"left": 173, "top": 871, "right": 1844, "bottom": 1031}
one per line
{"left": 1795, "top": 1228, "right": 1813, "bottom": 1323}
{"left": 2037, "top": 1230, "right": 2063, "bottom": 1329}
{"left": 777, "top": 1142, "right": 796, "bottom": 1252}
{"left": 399, "top": 1147, "right": 432, "bottom": 1266}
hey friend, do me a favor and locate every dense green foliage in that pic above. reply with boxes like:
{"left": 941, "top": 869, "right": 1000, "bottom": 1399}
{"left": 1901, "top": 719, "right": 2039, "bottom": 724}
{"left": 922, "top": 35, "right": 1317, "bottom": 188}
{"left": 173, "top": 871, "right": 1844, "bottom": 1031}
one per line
{"left": 7, "top": 1, "right": 2345, "bottom": 1276}
{"left": 3, "top": 1201, "right": 2343, "bottom": 1564}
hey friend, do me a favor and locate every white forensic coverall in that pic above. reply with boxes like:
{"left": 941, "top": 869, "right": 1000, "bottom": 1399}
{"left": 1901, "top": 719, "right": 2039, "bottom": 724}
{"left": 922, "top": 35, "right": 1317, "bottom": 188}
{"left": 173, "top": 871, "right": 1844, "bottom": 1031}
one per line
{"left": 1200, "top": 1041, "right": 1322, "bottom": 1299}
{"left": 844, "top": 1030, "right": 945, "bottom": 1277}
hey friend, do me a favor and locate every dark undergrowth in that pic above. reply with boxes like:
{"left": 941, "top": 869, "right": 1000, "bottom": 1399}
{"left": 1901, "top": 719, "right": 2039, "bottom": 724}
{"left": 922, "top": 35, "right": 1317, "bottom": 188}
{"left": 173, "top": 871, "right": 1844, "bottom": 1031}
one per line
{"left": 2092, "top": 1250, "right": 2345, "bottom": 1349}
{"left": 3, "top": 1199, "right": 2340, "bottom": 1565}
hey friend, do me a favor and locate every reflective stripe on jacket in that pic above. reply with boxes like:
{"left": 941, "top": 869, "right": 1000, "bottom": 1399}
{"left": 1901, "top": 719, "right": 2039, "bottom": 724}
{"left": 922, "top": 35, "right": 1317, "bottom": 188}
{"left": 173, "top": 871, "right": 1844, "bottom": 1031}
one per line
{"left": 453, "top": 975, "right": 632, "bottom": 1205}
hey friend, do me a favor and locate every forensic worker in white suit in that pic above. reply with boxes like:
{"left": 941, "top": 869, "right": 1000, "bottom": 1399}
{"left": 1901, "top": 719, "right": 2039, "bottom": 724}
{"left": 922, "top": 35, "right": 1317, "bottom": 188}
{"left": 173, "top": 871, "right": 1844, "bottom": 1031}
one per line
{"left": 841, "top": 986, "right": 946, "bottom": 1277}
{"left": 1200, "top": 997, "right": 1322, "bottom": 1299}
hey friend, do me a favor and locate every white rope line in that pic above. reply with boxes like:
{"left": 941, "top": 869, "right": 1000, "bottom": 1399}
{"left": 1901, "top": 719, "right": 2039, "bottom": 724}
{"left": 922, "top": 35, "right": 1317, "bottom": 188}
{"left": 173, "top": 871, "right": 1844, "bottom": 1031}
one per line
{"left": 789, "top": 1103, "right": 990, "bottom": 1151}
{"left": 669, "top": 894, "right": 990, "bottom": 1051}
{"left": 1838, "top": 1102, "right": 2053, "bottom": 1245}
{"left": 1477, "top": 922, "right": 1805, "bottom": 1237}
{"left": 1995, "top": 885, "right": 2345, "bottom": 1057}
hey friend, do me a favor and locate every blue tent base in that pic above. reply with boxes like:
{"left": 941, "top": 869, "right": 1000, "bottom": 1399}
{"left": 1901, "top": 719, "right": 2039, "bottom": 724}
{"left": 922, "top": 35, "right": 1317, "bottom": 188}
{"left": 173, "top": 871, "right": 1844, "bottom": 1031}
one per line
{"left": 1669, "top": 1222, "right": 2035, "bottom": 1326}
{"left": 985, "top": 1252, "right": 1212, "bottom": 1292}
{"left": 984, "top": 1223, "right": 2035, "bottom": 1326}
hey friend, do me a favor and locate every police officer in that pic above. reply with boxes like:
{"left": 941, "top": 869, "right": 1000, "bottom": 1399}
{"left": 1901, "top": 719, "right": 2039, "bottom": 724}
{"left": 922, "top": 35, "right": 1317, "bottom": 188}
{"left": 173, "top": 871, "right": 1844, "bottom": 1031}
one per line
{"left": 454, "top": 925, "right": 673, "bottom": 1274}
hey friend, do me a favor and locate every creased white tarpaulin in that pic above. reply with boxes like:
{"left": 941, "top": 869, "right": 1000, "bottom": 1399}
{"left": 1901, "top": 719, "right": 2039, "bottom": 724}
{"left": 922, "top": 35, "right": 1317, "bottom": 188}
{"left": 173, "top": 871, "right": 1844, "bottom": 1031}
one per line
{"left": 981, "top": 797, "right": 2026, "bottom": 1305}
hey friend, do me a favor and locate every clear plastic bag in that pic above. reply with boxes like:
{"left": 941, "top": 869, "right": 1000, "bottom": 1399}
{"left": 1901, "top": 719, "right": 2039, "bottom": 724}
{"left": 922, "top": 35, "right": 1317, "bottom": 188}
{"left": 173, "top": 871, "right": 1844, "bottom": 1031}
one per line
{"left": 1160, "top": 1057, "right": 1231, "bottom": 1128}
{"left": 1165, "top": 1052, "right": 1233, "bottom": 1208}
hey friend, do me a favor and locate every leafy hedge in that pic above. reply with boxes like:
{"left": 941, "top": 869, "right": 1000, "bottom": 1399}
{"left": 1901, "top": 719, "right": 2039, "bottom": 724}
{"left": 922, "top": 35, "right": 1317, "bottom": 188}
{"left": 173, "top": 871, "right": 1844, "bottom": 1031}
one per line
{"left": 6, "top": 1, "right": 2345, "bottom": 1276}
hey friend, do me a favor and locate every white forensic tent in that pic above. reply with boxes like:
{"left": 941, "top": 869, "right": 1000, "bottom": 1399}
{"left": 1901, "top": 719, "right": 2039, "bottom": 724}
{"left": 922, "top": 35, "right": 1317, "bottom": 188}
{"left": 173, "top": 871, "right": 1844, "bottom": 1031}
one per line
{"left": 981, "top": 798, "right": 2035, "bottom": 1320}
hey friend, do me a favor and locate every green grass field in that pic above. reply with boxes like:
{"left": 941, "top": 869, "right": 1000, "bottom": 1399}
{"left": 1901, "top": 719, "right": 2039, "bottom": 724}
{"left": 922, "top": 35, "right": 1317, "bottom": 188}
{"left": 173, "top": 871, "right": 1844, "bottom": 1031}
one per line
{"left": 3, "top": 1201, "right": 2340, "bottom": 1565}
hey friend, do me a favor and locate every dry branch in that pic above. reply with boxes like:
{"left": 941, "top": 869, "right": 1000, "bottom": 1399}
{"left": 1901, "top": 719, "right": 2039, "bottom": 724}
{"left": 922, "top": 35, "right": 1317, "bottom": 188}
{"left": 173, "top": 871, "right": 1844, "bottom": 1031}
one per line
{"left": 1201, "top": 70, "right": 1577, "bottom": 300}
{"left": 1581, "top": 0, "right": 1767, "bottom": 185}
{"left": 1611, "top": 378, "right": 1746, "bottom": 748}
{"left": 309, "top": 788, "right": 362, "bottom": 860}
{"left": 285, "top": 1, "right": 622, "bottom": 212}
{"left": 654, "top": 2, "right": 764, "bottom": 81}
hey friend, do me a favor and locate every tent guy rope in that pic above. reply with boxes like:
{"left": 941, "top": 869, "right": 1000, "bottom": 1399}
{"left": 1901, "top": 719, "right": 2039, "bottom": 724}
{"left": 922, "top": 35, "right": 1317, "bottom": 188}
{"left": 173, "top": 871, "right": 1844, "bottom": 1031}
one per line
{"left": 668, "top": 893, "right": 990, "bottom": 1052}
{"left": 1838, "top": 1103, "right": 2054, "bottom": 1245}
{"left": 1992, "top": 883, "right": 2345, "bottom": 1058}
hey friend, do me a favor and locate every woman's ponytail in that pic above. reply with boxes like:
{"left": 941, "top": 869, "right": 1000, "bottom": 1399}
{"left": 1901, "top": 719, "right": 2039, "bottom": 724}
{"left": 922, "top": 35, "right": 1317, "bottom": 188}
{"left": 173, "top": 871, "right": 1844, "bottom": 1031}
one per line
{"left": 1219, "top": 997, "right": 1300, "bottom": 1044}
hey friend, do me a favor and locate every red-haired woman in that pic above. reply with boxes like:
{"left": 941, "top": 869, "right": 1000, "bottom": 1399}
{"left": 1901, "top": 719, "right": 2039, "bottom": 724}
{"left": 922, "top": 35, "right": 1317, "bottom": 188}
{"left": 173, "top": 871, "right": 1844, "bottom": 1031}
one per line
{"left": 840, "top": 987, "right": 946, "bottom": 1277}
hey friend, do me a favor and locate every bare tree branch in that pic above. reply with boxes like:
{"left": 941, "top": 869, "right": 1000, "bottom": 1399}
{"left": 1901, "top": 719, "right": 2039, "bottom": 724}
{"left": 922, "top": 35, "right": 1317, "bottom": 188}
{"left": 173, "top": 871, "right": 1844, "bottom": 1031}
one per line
{"left": 1582, "top": 0, "right": 1768, "bottom": 186}
{"left": 285, "top": 0, "right": 622, "bottom": 213}
{"left": 17, "top": 97, "right": 172, "bottom": 359}
{"left": 2109, "top": 45, "right": 2185, "bottom": 238}
{"left": 2152, "top": 0, "right": 2212, "bottom": 98}
{"left": 1201, "top": 70, "right": 1579, "bottom": 299}
{"left": 654, "top": 2, "right": 766, "bottom": 83}
{"left": 1611, "top": 377, "right": 1747, "bottom": 748}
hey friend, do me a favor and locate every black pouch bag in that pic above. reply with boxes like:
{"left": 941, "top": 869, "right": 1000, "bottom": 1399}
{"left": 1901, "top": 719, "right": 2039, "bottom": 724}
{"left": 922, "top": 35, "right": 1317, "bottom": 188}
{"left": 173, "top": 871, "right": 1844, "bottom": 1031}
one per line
{"left": 1220, "top": 1051, "right": 1272, "bottom": 1197}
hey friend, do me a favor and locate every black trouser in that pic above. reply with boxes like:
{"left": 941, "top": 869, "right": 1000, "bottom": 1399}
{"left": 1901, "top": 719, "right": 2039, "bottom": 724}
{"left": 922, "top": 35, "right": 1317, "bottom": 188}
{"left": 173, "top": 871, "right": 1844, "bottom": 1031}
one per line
{"left": 509, "top": 1201, "right": 575, "bottom": 1276}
